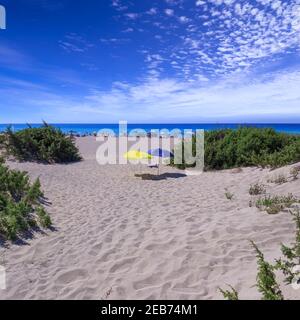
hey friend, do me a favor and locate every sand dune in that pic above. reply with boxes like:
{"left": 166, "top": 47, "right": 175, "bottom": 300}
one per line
{"left": 0, "top": 136, "right": 299, "bottom": 300}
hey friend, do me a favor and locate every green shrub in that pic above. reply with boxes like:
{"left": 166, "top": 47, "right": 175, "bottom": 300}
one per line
{"left": 225, "top": 189, "right": 234, "bottom": 200}
{"left": 221, "top": 209, "right": 300, "bottom": 300}
{"left": 0, "top": 161, "right": 51, "bottom": 240}
{"left": 290, "top": 166, "right": 300, "bottom": 180}
{"left": 4, "top": 122, "right": 81, "bottom": 163}
{"left": 219, "top": 285, "right": 239, "bottom": 300}
{"left": 251, "top": 241, "right": 284, "bottom": 300}
{"left": 255, "top": 194, "right": 299, "bottom": 215}
{"left": 249, "top": 183, "right": 266, "bottom": 196}
{"left": 220, "top": 241, "right": 284, "bottom": 301}
{"left": 36, "top": 206, "right": 52, "bottom": 228}
{"left": 172, "top": 127, "right": 300, "bottom": 170}
{"left": 0, "top": 134, "right": 5, "bottom": 148}
{"left": 267, "top": 174, "right": 288, "bottom": 185}
{"left": 275, "top": 208, "right": 300, "bottom": 285}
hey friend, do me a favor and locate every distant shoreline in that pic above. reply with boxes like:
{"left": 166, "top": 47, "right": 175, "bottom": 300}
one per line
{"left": 1, "top": 123, "right": 300, "bottom": 136}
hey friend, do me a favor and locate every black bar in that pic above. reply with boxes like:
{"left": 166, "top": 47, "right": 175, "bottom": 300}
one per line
{"left": 0, "top": 300, "right": 299, "bottom": 319}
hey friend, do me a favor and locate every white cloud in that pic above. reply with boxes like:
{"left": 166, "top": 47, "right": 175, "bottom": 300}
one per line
{"left": 59, "top": 34, "right": 94, "bottom": 53}
{"left": 4, "top": 0, "right": 300, "bottom": 123}
{"left": 111, "top": 0, "right": 127, "bottom": 11}
{"left": 164, "top": 0, "right": 300, "bottom": 79}
{"left": 165, "top": 9, "right": 175, "bottom": 16}
{"left": 223, "top": 0, "right": 235, "bottom": 5}
{"left": 122, "top": 27, "right": 134, "bottom": 33}
{"left": 3, "top": 69, "right": 300, "bottom": 122}
{"left": 100, "top": 38, "right": 129, "bottom": 44}
{"left": 79, "top": 70, "right": 300, "bottom": 121}
{"left": 111, "top": 0, "right": 300, "bottom": 83}
{"left": 146, "top": 8, "right": 158, "bottom": 15}
{"left": 196, "top": 0, "right": 205, "bottom": 6}
{"left": 124, "top": 13, "right": 139, "bottom": 20}
{"left": 179, "top": 16, "right": 190, "bottom": 23}
{"left": 234, "top": 3, "right": 243, "bottom": 15}
{"left": 165, "top": 0, "right": 183, "bottom": 5}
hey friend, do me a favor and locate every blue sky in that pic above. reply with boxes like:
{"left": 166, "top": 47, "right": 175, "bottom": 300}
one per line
{"left": 0, "top": 0, "right": 300, "bottom": 123}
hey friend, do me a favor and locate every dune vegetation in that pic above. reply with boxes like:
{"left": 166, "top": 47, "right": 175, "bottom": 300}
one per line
{"left": 0, "top": 158, "right": 51, "bottom": 241}
{"left": 0, "top": 123, "right": 81, "bottom": 241}
{"left": 1, "top": 122, "right": 81, "bottom": 163}
{"left": 173, "top": 127, "right": 300, "bottom": 170}
{"left": 221, "top": 208, "right": 300, "bottom": 300}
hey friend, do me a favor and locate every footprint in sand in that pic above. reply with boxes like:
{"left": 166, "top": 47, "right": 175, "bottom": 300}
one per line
{"left": 55, "top": 269, "right": 88, "bottom": 285}
{"left": 109, "top": 257, "right": 137, "bottom": 274}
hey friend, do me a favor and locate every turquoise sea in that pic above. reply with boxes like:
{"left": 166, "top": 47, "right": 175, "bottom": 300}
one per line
{"left": 1, "top": 123, "right": 300, "bottom": 135}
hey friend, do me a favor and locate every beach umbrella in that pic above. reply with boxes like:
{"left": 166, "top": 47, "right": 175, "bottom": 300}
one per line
{"left": 124, "top": 150, "right": 152, "bottom": 161}
{"left": 148, "top": 148, "right": 174, "bottom": 158}
{"left": 124, "top": 150, "right": 152, "bottom": 175}
{"left": 148, "top": 148, "right": 174, "bottom": 175}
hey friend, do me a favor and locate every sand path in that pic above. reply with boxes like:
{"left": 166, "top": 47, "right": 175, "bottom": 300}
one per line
{"left": 0, "top": 137, "right": 299, "bottom": 299}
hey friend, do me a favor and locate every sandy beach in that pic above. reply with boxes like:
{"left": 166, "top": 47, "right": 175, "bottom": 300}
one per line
{"left": 0, "top": 136, "right": 299, "bottom": 300}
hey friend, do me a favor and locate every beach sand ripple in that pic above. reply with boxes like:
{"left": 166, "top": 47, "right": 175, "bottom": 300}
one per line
{"left": 0, "top": 137, "right": 299, "bottom": 300}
